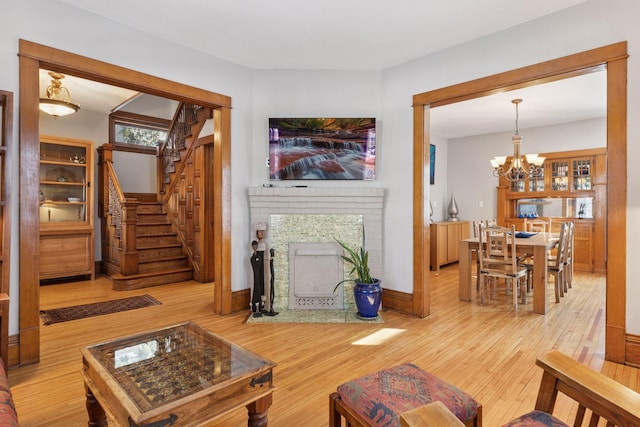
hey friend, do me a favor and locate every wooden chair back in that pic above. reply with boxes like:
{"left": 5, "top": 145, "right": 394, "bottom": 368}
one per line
{"left": 524, "top": 218, "right": 550, "bottom": 233}
{"left": 478, "top": 225, "right": 518, "bottom": 277}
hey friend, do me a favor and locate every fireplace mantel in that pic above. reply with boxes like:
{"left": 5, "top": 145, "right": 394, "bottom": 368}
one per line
{"left": 248, "top": 187, "right": 384, "bottom": 310}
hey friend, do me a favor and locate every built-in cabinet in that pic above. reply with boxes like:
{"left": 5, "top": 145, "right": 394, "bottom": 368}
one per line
{"left": 39, "top": 135, "right": 95, "bottom": 280}
{"left": 430, "top": 221, "right": 470, "bottom": 271}
{"left": 497, "top": 148, "right": 606, "bottom": 273}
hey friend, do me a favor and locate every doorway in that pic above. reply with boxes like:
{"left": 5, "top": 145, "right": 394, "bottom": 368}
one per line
{"left": 18, "top": 40, "right": 233, "bottom": 366}
{"left": 412, "top": 42, "right": 628, "bottom": 363}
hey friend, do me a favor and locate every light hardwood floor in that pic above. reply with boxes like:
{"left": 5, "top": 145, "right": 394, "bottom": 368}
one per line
{"left": 8, "top": 266, "right": 640, "bottom": 426}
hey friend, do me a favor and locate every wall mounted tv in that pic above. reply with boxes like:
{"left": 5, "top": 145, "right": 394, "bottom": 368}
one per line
{"left": 269, "top": 117, "right": 376, "bottom": 180}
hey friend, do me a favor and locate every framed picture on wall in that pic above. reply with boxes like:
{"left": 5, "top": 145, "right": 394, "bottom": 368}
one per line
{"left": 430, "top": 144, "right": 436, "bottom": 185}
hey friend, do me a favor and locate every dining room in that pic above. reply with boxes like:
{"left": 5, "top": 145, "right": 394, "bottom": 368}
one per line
{"left": 428, "top": 68, "right": 607, "bottom": 315}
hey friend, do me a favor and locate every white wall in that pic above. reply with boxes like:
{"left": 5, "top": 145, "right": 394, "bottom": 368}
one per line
{"left": 112, "top": 152, "right": 156, "bottom": 194}
{"left": 2, "top": 0, "right": 640, "bottom": 337}
{"left": 428, "top": 135, "right": 449, "bottom": 222}
{"left": 446, "top": 118, "right": 606, "bottom": 224}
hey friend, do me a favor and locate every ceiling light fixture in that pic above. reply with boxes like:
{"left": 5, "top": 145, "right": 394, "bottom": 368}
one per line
{"left": 490, "top": 99, "right": 544, "bottom": 182}
{"left": 39, "top": 71, "right": 80, "bottom": 117}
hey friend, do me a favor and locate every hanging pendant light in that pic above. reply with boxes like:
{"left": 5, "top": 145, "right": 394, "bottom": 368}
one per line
{"left": 39, "top": 71, "right": 80, "bottom": 117}
{"left": 490, "top": 99, "right": 544, "bottom": 182}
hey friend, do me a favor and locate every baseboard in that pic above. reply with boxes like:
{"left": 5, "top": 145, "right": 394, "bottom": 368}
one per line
{"left": 7, "top": 335, "right": 19, "bottom": 368}
{"left": 232, "top": 288, "right": 251, "bottom": 313}
{"left": 625, "top": 333, "right": 640, "bottom": 367}
{"left": 382, "top": 288, "right": 413, "bottom": 315}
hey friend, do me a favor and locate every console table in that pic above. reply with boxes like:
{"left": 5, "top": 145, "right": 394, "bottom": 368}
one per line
{"left": 430, "top": 221, "right": 470, "bottom": 271}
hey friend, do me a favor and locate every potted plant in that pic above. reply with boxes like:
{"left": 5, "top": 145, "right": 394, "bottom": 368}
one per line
{"left": 333, "top": 238, "right": 382, "bottom": 320}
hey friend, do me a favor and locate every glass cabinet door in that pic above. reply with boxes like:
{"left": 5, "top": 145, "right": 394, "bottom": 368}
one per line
{"left": 510, "top": 179, "right": 525, "bottom": 193}
{"left": 528, "top": 165, "right": 545, "bottom": 192}
{"left": 550, "top": 160, "right": 569, "bottom": 191}
{"left": 39, "top": 142, "right": 89, "bottom": 224}
{"left": 572, "top": 158, "right": 591, "bottom": 191}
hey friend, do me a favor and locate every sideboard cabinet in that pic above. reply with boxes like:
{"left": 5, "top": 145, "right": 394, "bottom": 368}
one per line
{"left": 39, "top": 135, "right": 95, "bottom": 280}
{"left": 497, "top": 148, "right": 606, "bottom": 273}
{"left": 430, "top": 221, "right": 470, "bottom": 271}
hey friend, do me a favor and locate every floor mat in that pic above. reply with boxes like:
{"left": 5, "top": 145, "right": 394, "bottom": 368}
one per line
{"left": 39, "top": 294, "right": 161, "bottom": 325}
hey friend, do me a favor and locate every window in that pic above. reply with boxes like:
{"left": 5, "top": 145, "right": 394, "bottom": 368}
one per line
{"left": 109, "top": 111, "right": 171, "bottom": 153}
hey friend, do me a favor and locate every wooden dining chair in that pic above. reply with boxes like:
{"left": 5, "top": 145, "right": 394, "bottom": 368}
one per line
{"left": 548, "top": 222, "right": 569, "bottom": 303}
{"left": 471, "top": 220, "right": 484, "bottom": 291}
{"left": 523, "top": 217, "right": 550, "bottom": 233}
{"left": 563, "top": 221, "right": 574, "bottom": 291}
{"left": 478, "top": 224, "right": 528, "bottom": 313}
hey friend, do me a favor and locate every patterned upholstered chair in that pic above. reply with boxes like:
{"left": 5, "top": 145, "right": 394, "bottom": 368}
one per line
{"left": 396, "top": 351, "right": 640, "bottom": 427}
{"left": 329, "top": 363, "right": 481, "bottom": 427}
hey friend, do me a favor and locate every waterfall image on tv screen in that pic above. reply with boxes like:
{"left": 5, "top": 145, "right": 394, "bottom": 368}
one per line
{"left": 269, "top": 118, "right": 376, "bottom": 180}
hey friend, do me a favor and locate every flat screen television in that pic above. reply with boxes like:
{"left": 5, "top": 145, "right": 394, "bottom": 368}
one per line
{"left": 269, "top": 117, "right": 376, "bottom": 180}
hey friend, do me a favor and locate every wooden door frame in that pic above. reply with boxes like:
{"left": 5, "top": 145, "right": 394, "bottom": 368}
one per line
{"left": 412, "top": 42, "right": 628, "bottom": 362}
{"left": 18, "top": 40, "right": 233, "bottom": 365}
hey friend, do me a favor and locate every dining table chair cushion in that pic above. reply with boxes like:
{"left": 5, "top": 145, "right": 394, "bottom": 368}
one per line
{"left": 336, "top": 363, "right": 480, "bottom": 427}
{"left": 501, "top": 410, "right": 568, "bottom": 427}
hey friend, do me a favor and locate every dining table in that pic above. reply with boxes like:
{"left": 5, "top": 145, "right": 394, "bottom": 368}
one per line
{"left": 459, "top": 232, "right": 559, "bottom": 314}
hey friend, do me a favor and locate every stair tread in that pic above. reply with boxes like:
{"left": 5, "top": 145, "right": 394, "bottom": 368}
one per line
{"left": 111, "top": 267, "right": 192, "bottom": 280}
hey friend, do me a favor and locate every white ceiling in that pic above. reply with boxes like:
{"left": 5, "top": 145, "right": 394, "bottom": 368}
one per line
{"left": 57, "top": 0, "right": 588, "bottom": 71}
{"left": 46, "top": 0, "right": 605, "bottom": 138}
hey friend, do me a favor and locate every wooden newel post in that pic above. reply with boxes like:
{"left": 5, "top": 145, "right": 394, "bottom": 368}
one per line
{"left": 119, "top": 198, "right": 139, "bottom": 276}
{"left": 96, "top": 144, "right": 114, "bottom": 218}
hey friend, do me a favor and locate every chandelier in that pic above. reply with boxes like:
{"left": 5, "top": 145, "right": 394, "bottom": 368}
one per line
{"left": 490, "top": 99, "right": 544, "bottom": 182}
{"left": 39, "top": 71, "right": 80, "bottom": 117}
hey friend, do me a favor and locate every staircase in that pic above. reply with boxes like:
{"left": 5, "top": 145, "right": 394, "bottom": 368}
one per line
{"left": 110, "top": 198, "right": 193, "bottom": 290}
{"left": 98, "top": 102, "right": 212, "bottom": 290}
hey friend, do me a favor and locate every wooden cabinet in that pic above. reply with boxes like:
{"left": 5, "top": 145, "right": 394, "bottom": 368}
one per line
{"left": 430, "top": 221, "right": 470, "bottom": 271}
{"left": 39, "top": 135, "right": 95, "bottom": 280}
{"left": 551, "top": 219, "right": 594, "bottom": 272}
{"left": 497, "top": 148, "right": 606, "bottom": 273}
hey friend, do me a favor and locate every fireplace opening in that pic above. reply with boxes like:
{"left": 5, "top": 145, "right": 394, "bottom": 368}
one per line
{"left": 289, "top": 242, "right": 344, "bottom": 309}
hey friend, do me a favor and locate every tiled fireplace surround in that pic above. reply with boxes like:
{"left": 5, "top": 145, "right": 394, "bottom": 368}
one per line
{"left": 248, "top": 187, "right": 384, "bottom": 311}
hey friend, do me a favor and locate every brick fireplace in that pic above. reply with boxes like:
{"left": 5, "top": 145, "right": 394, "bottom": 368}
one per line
{"left": 248, "top": 187, "right": 384, "bottom": 311}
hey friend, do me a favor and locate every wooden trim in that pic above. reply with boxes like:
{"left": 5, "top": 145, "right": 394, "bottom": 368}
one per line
{"left": 625, "top": 334, "right": 640, "bottom": 368}
{"left": 413, "top": 42, "right": 627, "bottom": 362}
{"left": 412, "top": 44, "right": 626, "bottom": 107}
{"left": 18, "top": 40, "right": 233, "bottom": 364}
{"left": 412, "top": 106, "right": 430, "bottom": 318}
{"left": 212, "top": 107, "right": 233, "bottom": 314}
{"left": 19, "top": 53, "right": 41, "bottom": 366}
{"left": 0, "top": 91, "right": 12, "bottom": 298}
{"left": 605, "top": 55, "right": 627, "bottom": 363}
{"left": 382, "top": 288, "right": 413, "bottom": 315}
{"left": 232, "top": 288, "right": 251, "bottom": 313}
{"left": 7, "top": 334, "right": 19, "bottom": 368}
{"left": 18, "top": 40, "right": 231, "bottom": 109}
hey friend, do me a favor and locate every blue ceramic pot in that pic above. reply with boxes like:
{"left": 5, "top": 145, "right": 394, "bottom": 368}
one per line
{"left": 354, "top": 279, "right": 382, "bottom": 320}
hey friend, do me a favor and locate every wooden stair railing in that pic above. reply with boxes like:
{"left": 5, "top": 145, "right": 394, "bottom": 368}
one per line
{"left": 97, "top": 145, "right": 139, "bottom": 277}
{"left": 158, "top": 102, "right": 209, "bottom": 197}
{"left": 157, "top": 102, "right": 213, "bottom": 281}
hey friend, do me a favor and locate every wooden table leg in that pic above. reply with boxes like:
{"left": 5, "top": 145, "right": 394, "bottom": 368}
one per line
{"left": 459, "top": 240, "right": 472, "bottom": 301}
{"left": 532, "top": 245, "right": 549, "bottom": 314}
{"left": 85, "top": 386, "right": 107, "bottom": 427}
{"left": 247, "top": 393, "right": 272, "bottom": 427}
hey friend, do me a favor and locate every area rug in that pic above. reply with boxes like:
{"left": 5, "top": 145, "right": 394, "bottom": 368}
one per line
{"left": 39, "top": 294, "right": 161, "bottom": 325}
{"left": 245, "top": 308, "right": 383, "bottom": 324}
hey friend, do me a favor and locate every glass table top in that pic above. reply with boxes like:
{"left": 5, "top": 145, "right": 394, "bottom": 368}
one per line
{"left": 85, "top": 321, "right": 274, "bottom": 412}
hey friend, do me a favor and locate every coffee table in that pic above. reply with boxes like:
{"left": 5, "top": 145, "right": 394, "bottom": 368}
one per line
{"left": 81, "top": 321, "right": 276, "bottom": 426}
